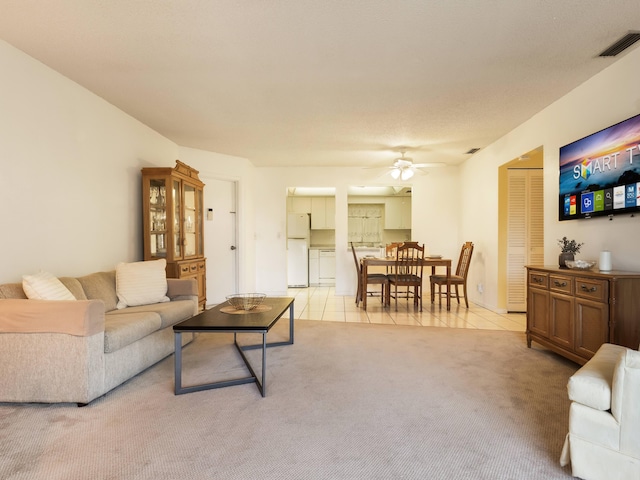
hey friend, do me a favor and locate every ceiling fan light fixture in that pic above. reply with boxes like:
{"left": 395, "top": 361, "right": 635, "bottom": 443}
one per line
{"left": 401, "top": 168, "right": 414, "bottom": 180}
{"left": 390, "top": 168, "right": 401, "bottom": 179}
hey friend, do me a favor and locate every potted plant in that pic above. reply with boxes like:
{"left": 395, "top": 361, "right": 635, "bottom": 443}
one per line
{"left": 558, "top": 236, "right": 584, "bottom": 268}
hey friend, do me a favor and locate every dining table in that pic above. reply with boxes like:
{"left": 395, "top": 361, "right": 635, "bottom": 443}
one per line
{"left": 360, "top": 256, "right": 453, "bottom": 310}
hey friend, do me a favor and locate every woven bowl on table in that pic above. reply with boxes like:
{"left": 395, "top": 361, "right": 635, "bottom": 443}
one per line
{"left": 225, "top": 293, "right": 267, "bottom": 311}
{"left": 565, "top": 260, "right": 596, "bottom": 271}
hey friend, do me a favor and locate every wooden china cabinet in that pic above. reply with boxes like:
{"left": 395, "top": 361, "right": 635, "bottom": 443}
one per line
{"left": 142, "top": 160, "right": 206, "bottom": 309}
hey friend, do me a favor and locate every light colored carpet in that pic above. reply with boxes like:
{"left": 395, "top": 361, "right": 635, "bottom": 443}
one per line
{"left": 0, "top": 320, "right": 578, "bottom": 479}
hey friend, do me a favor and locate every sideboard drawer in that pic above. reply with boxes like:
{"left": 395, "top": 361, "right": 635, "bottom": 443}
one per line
{"left": 575, "top": 277, "right": 608, "bottom": 302}
{"left": 550, "top": 274, "right": 573, "bottom": 294}
{"left": 528, "top": 271, "right": 548, "bottom": 289}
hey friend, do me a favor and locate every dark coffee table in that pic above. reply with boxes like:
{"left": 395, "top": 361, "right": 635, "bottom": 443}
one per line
{"left": 173, "top": 297, "right": 294, "bottom": 397}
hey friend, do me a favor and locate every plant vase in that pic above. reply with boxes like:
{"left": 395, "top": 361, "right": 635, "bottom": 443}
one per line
{"left": 559, "top": 252, "right": 574, "bottom": 268}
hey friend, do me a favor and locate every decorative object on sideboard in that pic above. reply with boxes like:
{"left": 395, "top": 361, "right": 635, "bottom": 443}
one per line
{"left": 565, "top": 259, "right": 596, "bottom": 271}
{"left": 599, "top": 250, "right": 612, "bottom": 271}
{"left": 557, "top": 236, "right": 584, "bottom": 268}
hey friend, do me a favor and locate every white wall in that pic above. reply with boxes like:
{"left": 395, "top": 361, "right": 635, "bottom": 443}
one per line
{"left": 460, "top": 46, "right": 640, "bottom": 311}
{"left": 0, "top": 40, "right": 179, "bottom": 282}
{"left": 0, "top": 40, "right": 256, "bottom": 288}
{"left": 252, "top": 166, "right": 461, "bottom": 296}
{"left": 177, "top": 146, "right": 257, "bottom": 295}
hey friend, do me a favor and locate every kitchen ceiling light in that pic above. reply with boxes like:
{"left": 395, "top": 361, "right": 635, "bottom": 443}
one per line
{"left": 390, "top": 168, "right": 401, "bottom": 179}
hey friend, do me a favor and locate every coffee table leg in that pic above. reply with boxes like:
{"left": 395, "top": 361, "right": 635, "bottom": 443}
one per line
{"left": 235, "top": 332, "right": 267, "bottom": 397}
{"left": 261, "top": 332, "right": 267, "bottom": 397}
{"left": 289, "top": 302, "right": 294, "bottom": 344}
{"left": 174, "top": 332, "right": 182, "bottom": 394}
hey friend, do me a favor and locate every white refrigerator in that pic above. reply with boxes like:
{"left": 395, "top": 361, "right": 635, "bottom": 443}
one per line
{"left": 287, "top": 213, "right": 310, "bottom": 287}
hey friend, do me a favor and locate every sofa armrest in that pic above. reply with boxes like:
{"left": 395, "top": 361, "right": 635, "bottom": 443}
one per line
{"left": 0, "top": 299, "right": 105, "bottom": 336}
{"left": 167, "top": 278, "right": 198, "bottom": 299}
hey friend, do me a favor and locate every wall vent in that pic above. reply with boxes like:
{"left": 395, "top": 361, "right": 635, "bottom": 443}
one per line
{"left": 598, "top": 32, "right": 640, "bottom": 57}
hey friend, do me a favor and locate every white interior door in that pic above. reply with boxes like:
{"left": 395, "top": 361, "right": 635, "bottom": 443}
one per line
{"left": 506, "top": 169, "right": 544, "bottom": 312}
{"left": 203, "top": 178, "right": 238, "bottom": 305}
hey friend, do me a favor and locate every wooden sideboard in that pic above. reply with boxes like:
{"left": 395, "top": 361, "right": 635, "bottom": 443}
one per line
{"left": 526, "top": 265, "right": 640, "bottom": 365}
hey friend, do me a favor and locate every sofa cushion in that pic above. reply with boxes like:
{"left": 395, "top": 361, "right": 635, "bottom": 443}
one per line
{"left": 104, "top": 311, "right": 162, "bottom": 353}
{"left": 77, "top": 271, "right": 118, "bottom": 312}
{"left": 22, "top": 271, "right": 76, "bottom": 301}
{"left": 0, "top": 283, "right": 28, "bottom": 299}
{"left": 58, "top": 277, "right": 88, "bottom": 301}
{"left": 119, "top": 299, "right": 195, "bottom": 329}
{"left": 115, "top": 260, "right": 170, "bottom": 309}
{"left": 567, "top": 343, "right": 628, "bottom": 411}
{"left": 1, "top": 278, "right": 87, "bottom": 301}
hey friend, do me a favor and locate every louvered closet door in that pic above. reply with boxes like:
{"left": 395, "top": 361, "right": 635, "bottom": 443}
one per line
{"left": 507, "top": 169, "right": 544, "bottom": 311}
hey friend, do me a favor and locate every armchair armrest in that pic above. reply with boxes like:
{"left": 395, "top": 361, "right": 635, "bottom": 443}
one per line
{"left": 567, "top": 343, "right": 627, "bottom": 411}
{"left": 0, "top": 299, "right": 105, "bottom": 336}
{"left": 611, "top": 348, "right": 640, "bottom": 423}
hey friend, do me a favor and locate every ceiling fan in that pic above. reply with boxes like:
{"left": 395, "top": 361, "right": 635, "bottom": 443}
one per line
{"left": 387, "top": 150, "right": 444, "bottom": 180}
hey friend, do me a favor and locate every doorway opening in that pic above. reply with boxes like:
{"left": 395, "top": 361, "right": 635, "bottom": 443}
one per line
{"left": 498, "top": 147, "right": 544, "bottom": 312}
{"left": 286, "top": 187, "right": 336, "bottom": 287}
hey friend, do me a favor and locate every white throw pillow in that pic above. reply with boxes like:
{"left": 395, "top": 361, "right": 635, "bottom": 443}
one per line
{"left": 116, "top": 259, "right": 170, "bottom": 309}
{"left": 22, "top": 271, "right": 76, "bottom": 301}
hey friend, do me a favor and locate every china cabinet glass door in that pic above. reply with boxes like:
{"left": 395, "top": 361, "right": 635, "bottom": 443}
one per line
{"left": 183, "top": 183, "right": 197, "bottom": 257}
{"left": 197, "top": 188, "right": 204, "bottom": 256}
{"left": 149, "top": 179, "right": 167, "bottom": 258}
{"left": 172, "top": 180, "right": 182, "bottom": 259}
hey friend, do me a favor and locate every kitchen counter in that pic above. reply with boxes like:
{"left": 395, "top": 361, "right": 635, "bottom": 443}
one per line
{"left": 350, "top": 246, "right": 384, "bottom": 256}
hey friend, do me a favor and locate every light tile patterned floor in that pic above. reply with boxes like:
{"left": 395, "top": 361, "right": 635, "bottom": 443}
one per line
{"left": 287, "top": 286, "right": 526, "bottom": 332}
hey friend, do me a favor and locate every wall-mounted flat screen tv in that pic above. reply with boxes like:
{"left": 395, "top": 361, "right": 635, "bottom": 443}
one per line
{"left": 559, "top": 112, "right": 640, "bottom": 221}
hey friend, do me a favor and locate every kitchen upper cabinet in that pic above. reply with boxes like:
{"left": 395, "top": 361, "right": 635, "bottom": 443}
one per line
{"left": 384, "top": 197, "right": 412, "bottom": 229}
{"left": 311, "top": 197, "right": 335, "bottom": 229}
{"left": 288, "top": 196, "right": 312, "bottom": 214}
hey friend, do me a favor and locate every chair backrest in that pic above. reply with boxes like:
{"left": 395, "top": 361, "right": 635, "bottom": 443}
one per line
{"left": 394, "top": 242, "right": 425, "bottom": 279}
{"left": 456, "top": 242, "right": 474, "bottom": 279}
{"left": 350, "top": 242, "right": 361, "bottom": 274}
{"left": 401, "top": 241, "right": 420, "bottom": 248}
{"left": 385, "top": 242, "right": 403, "bottom": 257}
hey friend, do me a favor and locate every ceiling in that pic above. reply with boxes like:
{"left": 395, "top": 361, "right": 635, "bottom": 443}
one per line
{"left": 1, "top": 1, "right": 639, "bottom": 168}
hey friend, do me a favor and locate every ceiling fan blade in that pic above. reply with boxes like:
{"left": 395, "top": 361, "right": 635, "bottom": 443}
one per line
{"left": 363, "top": 164, "right": 395, "bottom": 170}
{"left": 413, "top": 162, "right": 445, "bottom": 168}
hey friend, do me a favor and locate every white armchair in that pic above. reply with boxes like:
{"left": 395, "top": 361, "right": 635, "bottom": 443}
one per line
{"left": 560, "top": 343, "right": 640, "bottom": 480}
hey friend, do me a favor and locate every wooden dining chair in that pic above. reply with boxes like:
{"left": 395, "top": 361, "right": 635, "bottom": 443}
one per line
{"left": 385, "top": 242, "right": 403, "bottom": 258}
{"left": 351, "top": 242, "right": 388, "bottom": 309}
{"left": 430, "top": 241, "right": 474, "bottom": 308}
{"left": 388, "top": 242, "right": 425, "bottom": 311}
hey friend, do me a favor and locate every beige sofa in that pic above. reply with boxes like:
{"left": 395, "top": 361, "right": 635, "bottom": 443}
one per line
{"left": 0, "top": 270, "right": 198, "bottom": 405}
